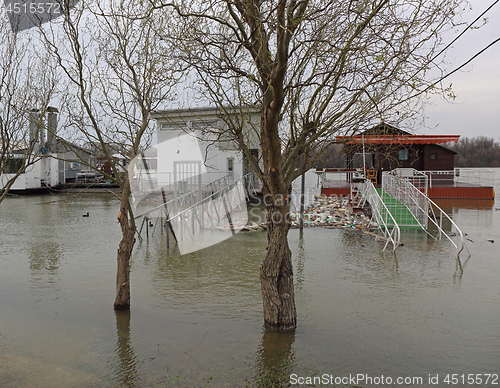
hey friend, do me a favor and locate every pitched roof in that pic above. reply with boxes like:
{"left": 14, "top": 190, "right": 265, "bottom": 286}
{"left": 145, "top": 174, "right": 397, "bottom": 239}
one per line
{"left": 336, "top": 134, "right": 460, "bottom": 145}
{"left": 337, "top": 123, "right": 459, "bottom": 145}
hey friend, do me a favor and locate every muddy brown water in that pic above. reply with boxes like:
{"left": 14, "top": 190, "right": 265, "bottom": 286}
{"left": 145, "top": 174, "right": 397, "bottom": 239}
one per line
{"left": 1, "top": 170, "right": 499, "bottom": 387}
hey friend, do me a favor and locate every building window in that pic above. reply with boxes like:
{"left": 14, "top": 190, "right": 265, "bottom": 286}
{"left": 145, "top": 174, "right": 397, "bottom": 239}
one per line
{"left": 227, "top": 158, "right": 234, "bottom": 172}
{"left": 160, "top": 121, "right": 187, "bottom": 130}
{"left": 430, "top": 153, "right": 437, "bottom": 160}
{"left": 191, "top": 120, "right": 219, "bottom": 129}
{"left": 398, "top": 149, "right": 409, "bottom": 161}
{"left": 5, "top": 158, "right": 24, "bottom": 173}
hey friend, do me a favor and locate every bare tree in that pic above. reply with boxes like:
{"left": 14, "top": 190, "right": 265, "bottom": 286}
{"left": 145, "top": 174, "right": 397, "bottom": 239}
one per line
{"left": 448, "top": 136, "right": 500, "bottom": 167}
{"left": 39, "top": 0, "right": 180, "bottom": 309}
{"left": 0, "top": 18, "right": 58, "bottom": 203}
{"left": 157, "top": 0, "right": 469, "bottom": 330}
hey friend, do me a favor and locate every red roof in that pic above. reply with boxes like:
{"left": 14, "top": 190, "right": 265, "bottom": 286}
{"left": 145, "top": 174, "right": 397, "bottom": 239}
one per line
{"left": 336, "top": 134, "right": 460, "bottom": 145}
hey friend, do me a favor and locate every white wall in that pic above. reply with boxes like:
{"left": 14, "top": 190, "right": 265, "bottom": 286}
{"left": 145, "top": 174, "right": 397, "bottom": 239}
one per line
{"left": 290, "top": 169, "right": 322, "bottom": 211}
{"left": 0, "top": 155, "right": 65, "bottom": 191}
{"left": 156, "top": 121, "right": 247, "bottom": 186}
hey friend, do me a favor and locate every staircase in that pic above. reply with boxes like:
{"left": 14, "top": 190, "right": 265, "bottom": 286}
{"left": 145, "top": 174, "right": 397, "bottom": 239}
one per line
{"left": 355, "top": 179, "right": 401, "bottom": 251}
{"left": 382, "top": 169, "right": 467, "bottom": 255}
{"left": 353, "top": 169, "right": 467, "bottom": 255}
{"left": 134, "top": 172, "right": 259, "bottom": 254}
{"left": 375, "top": 188, "right": 421, "bottom": 229}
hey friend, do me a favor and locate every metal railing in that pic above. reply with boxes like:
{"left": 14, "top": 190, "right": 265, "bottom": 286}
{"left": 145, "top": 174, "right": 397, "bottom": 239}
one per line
{"left": 383, "top": 170, "right": 466, "bottom": 255}
{"left": 165, "top": 176, "right": 247, "bottom": 244}
{"left": 382, "top": 170, "right": 429, "bottom": 229}
{"left": 168, "top": 173, "right": 235, "bottom": 217}
{"left": 131, "top": 170, "right": 234, "bottom": 201}
{"left": 386, "top": 168, "right": 428, "bottom": 194}
{"left": 454, "top": 168, "right": 495, "bottom": 186}
{"left": 135, "top": 172, "right": 259, "bottom": 246}
{"left": 135, "top": 173, "right": 235, "bottom": 222}
{"left": 356, "top": 179, "right": 401, "bottom": 251}
{"left": 317, "top": 168, "right": 356, "bottom": 187}
{"left": 421, "top": 168, "right": 495, "bottom": 188}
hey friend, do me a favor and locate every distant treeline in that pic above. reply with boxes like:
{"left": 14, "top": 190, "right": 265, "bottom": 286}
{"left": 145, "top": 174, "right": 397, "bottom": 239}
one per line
{"left": 447, "top": 136, "right": 500, "bottom": 167}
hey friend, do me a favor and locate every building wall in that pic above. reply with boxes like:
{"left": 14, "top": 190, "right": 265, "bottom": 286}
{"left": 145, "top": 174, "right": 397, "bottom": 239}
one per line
{"left": 1, "top": 159, "right": 44, "bottom": 190}
{"left": 366, "top": 144, "right": 455, "bottom": 173}
{"left": 154, "top": 108, "right": 261, "bottom": 187}
{"left": 156, "top": 127, "right": 242, "bottom": 187}
{"left": 378, "top": 145, "right": 424, "bottom": 172}
{"left": 422, "top": 144, "right": 455, "bottom": 171}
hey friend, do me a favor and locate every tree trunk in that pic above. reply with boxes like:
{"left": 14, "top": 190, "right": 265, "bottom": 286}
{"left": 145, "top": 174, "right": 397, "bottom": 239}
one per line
{"left": 114, "top": 179, "right": 136, "bottom": 310}
{"left": 260, "top": 200, "right": 297, "bottom": 330}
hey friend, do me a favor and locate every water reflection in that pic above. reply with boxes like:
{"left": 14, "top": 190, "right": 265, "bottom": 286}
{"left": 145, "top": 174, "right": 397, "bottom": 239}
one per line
{"left": 453, "top": 253, "right": 472, "bottom": 284}
{"left": 294, "top": 236, "right": 306, "bottom": 291}
{"left": 1, "top": 192, "right": 500, "bottom": 386}
{"left": 27, "top": 202, "right": 64, "bottom": 301}
{"left": 434, "top": 198, "right": 495, "bottom": 211}
{"left": 28, "top": 241, "right": 64, "bottom": 302}
{"left": 255, "top": 330, "right": 296, "bottom": 387}
{"left": 141, "top": 232, "right": 264, "bottom": 316}
{"left": 114, "top": 310, "right": 140, "bottom": 386}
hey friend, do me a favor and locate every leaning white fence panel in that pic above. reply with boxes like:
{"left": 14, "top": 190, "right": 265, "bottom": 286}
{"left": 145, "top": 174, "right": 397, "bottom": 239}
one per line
{"left": 358, "top": 180, "right": 401, "bottom": 251}
{"left": 134, "top": 172, "right": 258, "bottom": 251}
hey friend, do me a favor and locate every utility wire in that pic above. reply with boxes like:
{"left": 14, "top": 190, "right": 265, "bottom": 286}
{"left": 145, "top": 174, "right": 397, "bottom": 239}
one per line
{"left": 422, "top": 37, "right": 500, "bottom": 94}
{"left": 390, "top": 0, "right": 499, "bottom": 95}
{"left": 426, "top": 0, "right": 499, "bottom": 70}
{"left": 392, "top": 1, "right": 500, "bottom": 108}
{"left": 405, "top": 36, "right": 500, "bottom": 102}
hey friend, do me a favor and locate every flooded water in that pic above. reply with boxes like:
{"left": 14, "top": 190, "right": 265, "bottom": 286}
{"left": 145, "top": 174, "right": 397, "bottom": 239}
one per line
{"left": 1, "top": 169, "right": 499, "bottom": 387}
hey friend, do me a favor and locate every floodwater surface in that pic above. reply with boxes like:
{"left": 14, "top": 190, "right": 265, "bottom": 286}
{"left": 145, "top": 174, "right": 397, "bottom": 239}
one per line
{"left": 0, "top": 170, "right": 499, "bottom": 387}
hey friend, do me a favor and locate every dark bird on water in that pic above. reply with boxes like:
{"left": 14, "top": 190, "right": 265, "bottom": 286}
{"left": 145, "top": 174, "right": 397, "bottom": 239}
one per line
{"left": 83, "top": 213, "right": 89, "bottom": 217}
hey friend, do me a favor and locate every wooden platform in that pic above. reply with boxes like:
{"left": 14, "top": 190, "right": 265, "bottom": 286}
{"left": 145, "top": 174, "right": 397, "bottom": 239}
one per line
{"left": 427, "top": 185, "right": 494, "bottom": 200}
{"left": 321, "top": 182, "right": 495, "bottom": 200}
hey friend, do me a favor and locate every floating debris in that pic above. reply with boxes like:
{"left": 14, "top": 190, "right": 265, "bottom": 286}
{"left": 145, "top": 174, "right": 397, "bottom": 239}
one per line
{"left": 289, "top": 195, "right": 373, "bottom": 230}
{"left": 211, "top": 195, "right": 376, "bottom": 233}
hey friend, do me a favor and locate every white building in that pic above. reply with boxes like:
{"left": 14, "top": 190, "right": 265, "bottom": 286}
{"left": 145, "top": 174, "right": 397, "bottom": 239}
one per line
{"left": 1, "top": 108, "right": 96, "bottom": 192}
{"left": 149, "top": 106, "right": 261, "bottom": 192}
{"left": 1, "top": 155, "right": 60, "bottom": 191}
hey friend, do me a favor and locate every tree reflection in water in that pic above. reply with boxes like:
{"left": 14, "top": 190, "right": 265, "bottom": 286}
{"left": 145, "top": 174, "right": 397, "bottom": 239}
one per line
{"left": 114, "top": 310, "right": 140, "bottom": 386}
{"left": 255, "top": 329, "right": 296, "bottom": 387}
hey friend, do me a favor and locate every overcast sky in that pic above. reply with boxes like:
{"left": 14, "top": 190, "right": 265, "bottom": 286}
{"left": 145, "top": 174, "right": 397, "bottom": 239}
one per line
{"left": 9, "top": 1, "right": 497, "bottom": 140}
{"left": 421, "top": 0, "right": 500, "bottom": 138}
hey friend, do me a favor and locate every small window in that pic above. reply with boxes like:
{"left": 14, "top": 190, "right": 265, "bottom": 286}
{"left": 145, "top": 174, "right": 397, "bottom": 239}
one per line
{"left": 430, "top": 153, "right": 437, "bottom": 160}
{"left": 227, "top": 158, "right": 234, "bottom": 172}
{"left": 398, "top": 149, "right": 409, "bottom": 161}
{"left": 5, "top": 158, "right": 24, "bottom": 173}
{"left": 160, "top": 121, "right": 186, "bottom": 130}
{"left": 191, "top": 120, "right": 219, "bottom": 129}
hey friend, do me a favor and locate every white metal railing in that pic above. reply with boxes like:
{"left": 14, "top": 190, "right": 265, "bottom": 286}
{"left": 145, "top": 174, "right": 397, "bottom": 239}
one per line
{"left": 388, "top": 168, "right": 428, "bottom": 194}
{"left": 454, "top": 168, "right": 495, "bottom": 186}
{"left": 421, "top": 168, "right": 495, "bottom": 188}
{"left": 426, "top": 196, "right": 466, "bottom": 255}
{"left": 132, "top": 170, "right": 233, "bottom": 195}
{"left": 357, "top": 179, "right": 401, "bottom": 251}
{"left": 169, "top": 173, "right": 234, "bottom": 217}
{"left": 134, "top": 173, "right": 235, "bottom": 221}
{"left": 383, "top": 170, "right": 429, "bottom": 229}
{"left": 131, "top": 170, "right": 237, "bottom": 209}
{"left": 135, "top": 172, "right": 258, "bottom": 244}
{"left": 383, "top": 170, "right": 466, "bottom": 255}
{"left": 165, "top": 176, "right": 247, "bottom": 242}
{"left": 317, "top": 168, "right": 356, "bottom": 186}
